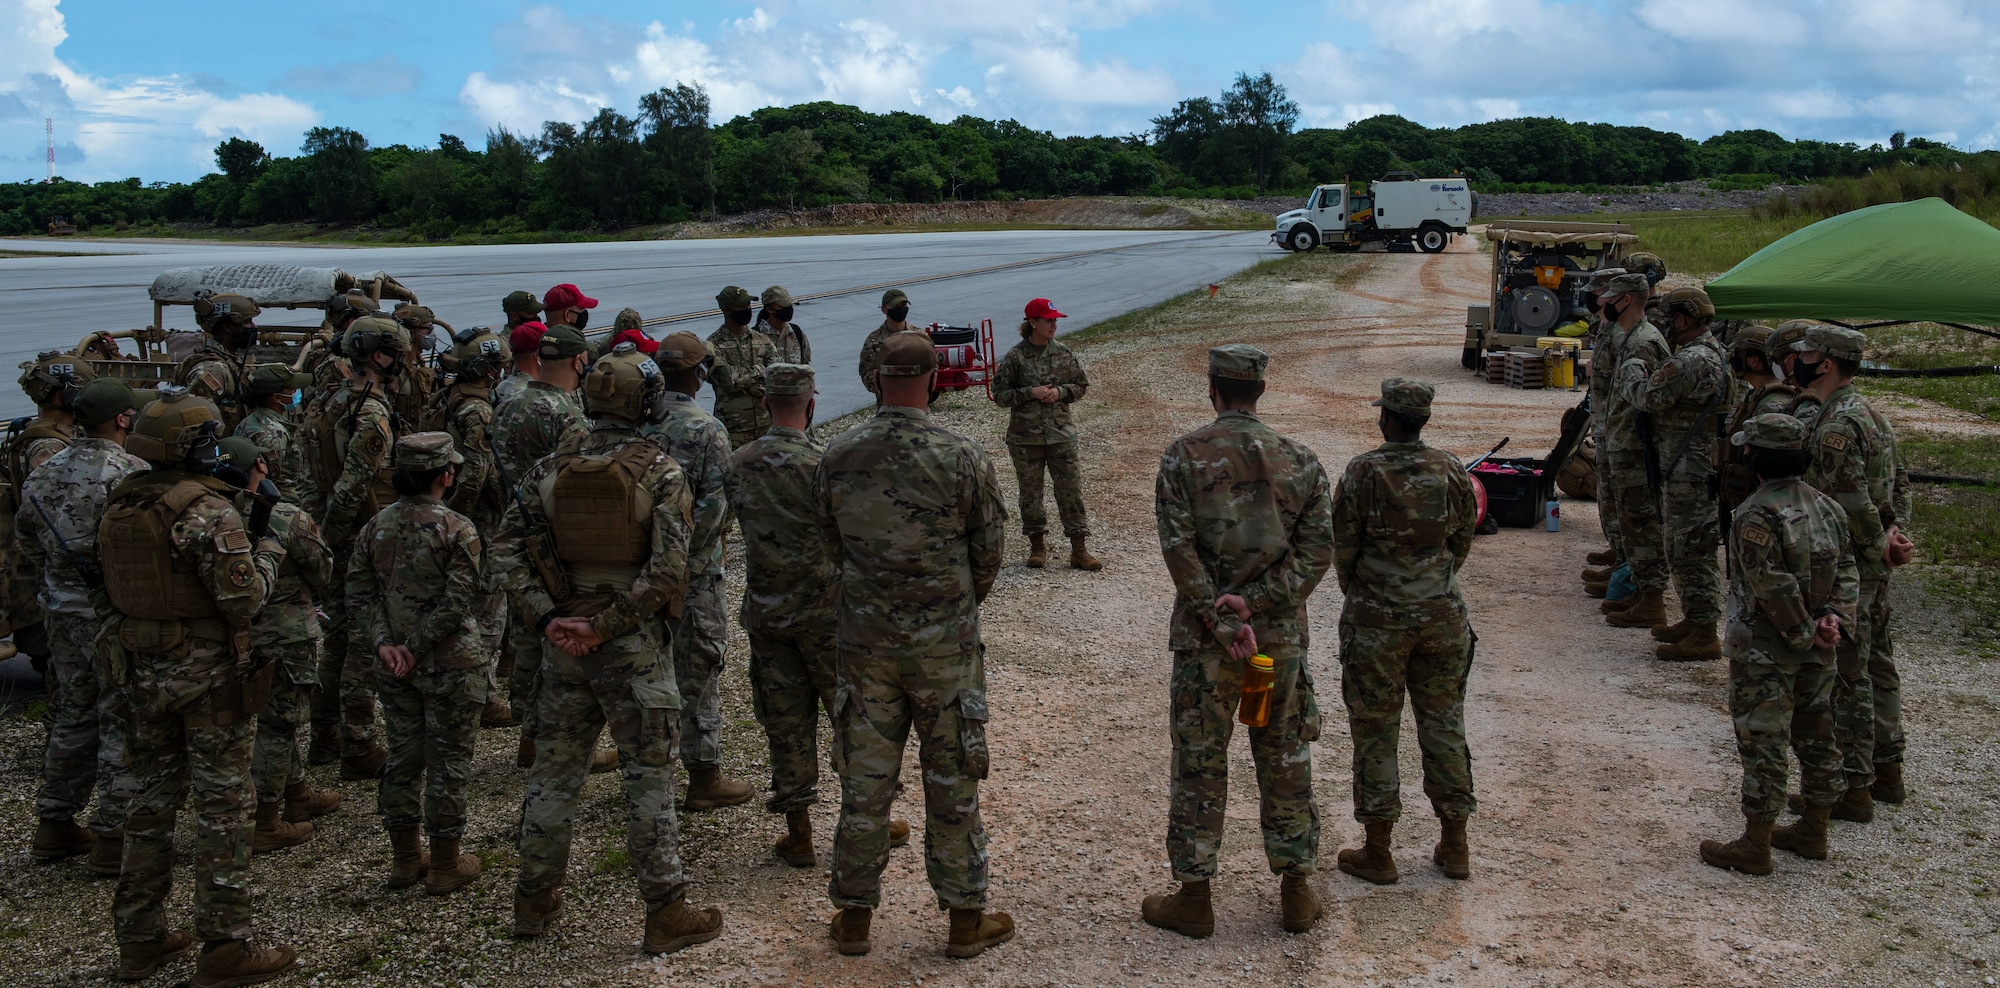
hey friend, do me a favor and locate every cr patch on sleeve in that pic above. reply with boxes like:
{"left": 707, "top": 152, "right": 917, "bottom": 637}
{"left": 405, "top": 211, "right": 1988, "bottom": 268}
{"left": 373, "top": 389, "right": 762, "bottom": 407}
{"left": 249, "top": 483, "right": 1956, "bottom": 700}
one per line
{"left": 1741, "top": 525, "right": 1774, "bottom": 548}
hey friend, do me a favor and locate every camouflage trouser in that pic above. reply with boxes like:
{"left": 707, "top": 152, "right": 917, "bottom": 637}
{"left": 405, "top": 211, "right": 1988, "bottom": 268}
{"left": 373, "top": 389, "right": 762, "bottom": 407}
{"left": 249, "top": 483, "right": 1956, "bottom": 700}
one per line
{"left": 478, "top": 550, "right": 507, "bottom": 701}
{"left": 1339, "top": 620, "right": 1475, "bottom": 823}
{"left": 377, "top": 664, "right": 485, "bottom": 838}
{"left": 1007, "top": 442, "right": 1090, "bottom": 539}
{"left": 251, "top": 643, "right": 318, "bottom": 805}
{"left": 1661, "top": 480, "right": 1722, "bottom": 624}
{"left": 116, "top": 662, "right": 257, "bottom": 946}
{"left": 1832, "top": 577, "right": 1899, "bottom": 787}
{"left": 312, "top": 557, "right": 380, "bottom": 748}
{"left": 1594, "top": 430, "right": 1622, "bottom": 553}
{"left": 1729, "top": 657, "right": 1841, "bottom": 821}
{"left": 517, "top": 622, "right": 687, "bottom": 907}
{"left": 674, "top": 572, "right": 728, "bottom": 770}
{"left": 1167, "top": 642, "right": 1320, "bottom": 882}
{"left": 716, "top": 400, "right": 771, "bottom": 451}
{"left": 830, "top": 648, "right": 991, "bottom": 910}
{"left": 747, "top": 621, "right": 838, "bottom": 813}
{"left": 508, "top": 610, "right": 543, "bottom": 725}
{"left": 1605, "top": 449, "right": 1668, "bottom": 591}
{"left": 38, "top": 612, "right": 134, "bottom": 834}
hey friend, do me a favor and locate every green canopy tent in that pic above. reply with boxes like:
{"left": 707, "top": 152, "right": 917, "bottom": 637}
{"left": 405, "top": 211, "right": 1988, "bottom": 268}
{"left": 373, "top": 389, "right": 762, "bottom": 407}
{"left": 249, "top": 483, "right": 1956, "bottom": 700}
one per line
{"left": 1707, "top": 197, "right": 2000, "bottom": 342}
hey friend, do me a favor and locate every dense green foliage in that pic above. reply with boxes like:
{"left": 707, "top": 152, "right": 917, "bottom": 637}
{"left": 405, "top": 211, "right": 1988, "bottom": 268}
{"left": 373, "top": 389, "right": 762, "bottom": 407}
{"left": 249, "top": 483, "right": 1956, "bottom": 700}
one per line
{"left": 0, "top": 71, "right": 1988, "bottom": 239}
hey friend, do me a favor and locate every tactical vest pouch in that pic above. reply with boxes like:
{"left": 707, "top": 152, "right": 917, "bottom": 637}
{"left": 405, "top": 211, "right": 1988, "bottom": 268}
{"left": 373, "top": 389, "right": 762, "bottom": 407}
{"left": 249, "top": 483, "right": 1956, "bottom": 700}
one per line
{"left": 546, "top": 444, "right": 656, "bottom": 565}
{"left": 528, "top": 531, "right": 571, "bottom": 603}
{"left": 100, "top": 481, "right": 226, "bottom": 622}
{"left": 117, "top": 618, "right": 189, "bottom": 656}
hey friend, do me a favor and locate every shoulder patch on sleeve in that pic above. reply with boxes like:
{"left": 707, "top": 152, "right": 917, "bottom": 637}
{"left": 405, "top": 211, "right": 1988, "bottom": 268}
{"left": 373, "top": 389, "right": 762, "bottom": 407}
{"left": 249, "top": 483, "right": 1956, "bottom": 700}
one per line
{"left": 1741, "top": 525, "right": 1773, "bottom": 548}
{"left": 216, "top": 529, "right": 252, "bottom": 554}
{"left": 227, "top": 557, "right": 255, "bottom": 588}
{"left": 1821, "top": 432, "right": 1848, "bottom": 452}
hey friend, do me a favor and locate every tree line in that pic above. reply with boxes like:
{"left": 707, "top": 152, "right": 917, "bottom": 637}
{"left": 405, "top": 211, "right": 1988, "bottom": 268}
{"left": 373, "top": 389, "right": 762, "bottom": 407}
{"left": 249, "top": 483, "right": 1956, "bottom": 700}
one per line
{"left": 1, "top": 72, "right": 1985, "bottom": 239}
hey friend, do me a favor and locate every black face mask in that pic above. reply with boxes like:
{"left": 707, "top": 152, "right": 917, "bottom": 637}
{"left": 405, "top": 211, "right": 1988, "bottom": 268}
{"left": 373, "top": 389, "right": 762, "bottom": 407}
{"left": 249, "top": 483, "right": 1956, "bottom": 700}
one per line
{"left": 886, "top": 304, "right": 911, "bottom": 323}
{"left": 573, "top": 309, "right": 590, "bottom": 332}
{"left": 1790, "top": 356, "right": 1825, "bottom": 387}
{"left": 767, "top": 306, "right": 795, "bottom": 323}
{"left": 725, "top": 308, "right": 754, "bottom": 326}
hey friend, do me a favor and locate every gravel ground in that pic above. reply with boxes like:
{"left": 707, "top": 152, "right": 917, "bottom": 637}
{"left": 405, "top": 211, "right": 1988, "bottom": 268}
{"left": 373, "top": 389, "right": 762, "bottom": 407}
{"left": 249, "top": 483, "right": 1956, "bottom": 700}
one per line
{"left": 1, "top": 242, "right": 1995, "bottom": 986}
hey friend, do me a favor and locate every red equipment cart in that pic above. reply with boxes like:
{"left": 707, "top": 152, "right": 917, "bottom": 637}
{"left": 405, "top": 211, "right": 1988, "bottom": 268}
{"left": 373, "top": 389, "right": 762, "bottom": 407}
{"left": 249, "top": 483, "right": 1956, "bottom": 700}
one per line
{"left": 926, "top": 320, "right": 997, "bottom": 398}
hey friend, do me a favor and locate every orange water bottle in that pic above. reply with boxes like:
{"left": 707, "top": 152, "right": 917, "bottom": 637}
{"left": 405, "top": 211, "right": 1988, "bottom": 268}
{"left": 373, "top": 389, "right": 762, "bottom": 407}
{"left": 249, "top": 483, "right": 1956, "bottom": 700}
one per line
{"left": 1237, "top": 653, "right": 1276, "bottom": 727}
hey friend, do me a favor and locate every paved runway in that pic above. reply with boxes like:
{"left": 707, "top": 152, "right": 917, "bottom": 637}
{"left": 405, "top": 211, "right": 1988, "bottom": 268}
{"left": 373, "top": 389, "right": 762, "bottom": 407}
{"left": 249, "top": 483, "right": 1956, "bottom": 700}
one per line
{"left": 0, "top": 229, "right": 1274, "bottom": 419}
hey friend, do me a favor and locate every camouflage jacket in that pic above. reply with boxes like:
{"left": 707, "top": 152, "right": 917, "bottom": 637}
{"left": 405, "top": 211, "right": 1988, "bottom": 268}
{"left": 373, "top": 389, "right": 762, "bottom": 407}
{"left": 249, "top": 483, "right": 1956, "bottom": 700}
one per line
{"left": 1725, "top": 477, "right": 1859, "bottom": 663}
{"left": 707, "top": 323, "right": 777, "bottom": 431}
{"left": 246, "top": 499, "right": 332, "bottom": 649}
{"left": 1155, "top": 410, "right": 1334, "bottom": 651}
{"left": 492, "top": 381, "right": 589, "bottom": 484}
{"left": 1805, "top": 383, "right": 1900, "bottom": 580}
{"left": 236, "top": 406, "right": 311, "bottom": 506}
{"left": 1603, "top": 319, "right": 1670, "bottom": 454}
{"left": 494, "top": 370, "right": 532, "bottom": 408}
{"left": 176, "top": 343, "right": 248, "bottom": 430}
{"left": 349, "top": 494, "right": 484, "bottom": 672}
{"left": 441, "top": 384, "right": 503, "bottom": 530}
{"left": 1622, "top": 332, "right": 1727, "bottom": 481}
{"left": 496, "top": 422, "right": 692, "bottom": 648}
{"left": 642, "top": 393, "right": 731, "bottom": 579}
{"left": 726, "top": 426, "right": 836, "bottom": 632}
{"left": 15, "top": 437, "right": 147, "bottom": 618}
{"left": 760, "top": 319, "right": 812, "bottom": 365}
{"left": 991, "top": 339, "right": 1089, "bottom": 445}
{"left": 1718, "top": 381, "right": 1802, "bottom": 506}
{"left": 318, "top": 381, "right": 396, "bottom": 546}
{"left": 10, "top": 416, "right": 76, "bottom": 487}
{"left": 815, "top": 406, "right": 1004, "bottom": 660}
{"left": 1330, "top": 440, "right": 1476, "bottom": 629}
{"left": 857, "top": 322, "right": 926, "bottom": 395}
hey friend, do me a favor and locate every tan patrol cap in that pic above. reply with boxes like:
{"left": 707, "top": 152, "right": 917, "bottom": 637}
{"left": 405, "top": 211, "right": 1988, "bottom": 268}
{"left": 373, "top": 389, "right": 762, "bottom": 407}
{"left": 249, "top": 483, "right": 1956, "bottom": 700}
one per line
{"left": 395, "top": 432, "right": 464, "bottom": 471}
{"left": 655, "top": 331, "right": 711, "bottom": 371}
{"left": 1371, "top": 377, "right": 1435, "bottom": 416}
{"left": 764, "top": 363, "right": 815, "bottom": 395}
{"left": 761, "top": 285, "right": 793, "bottom": 308}
{"left": 1207, "top": 344, "right": 1267, "bottom": 381}
{"left": 877, "top": 332, "right": 937, "bottom": 375}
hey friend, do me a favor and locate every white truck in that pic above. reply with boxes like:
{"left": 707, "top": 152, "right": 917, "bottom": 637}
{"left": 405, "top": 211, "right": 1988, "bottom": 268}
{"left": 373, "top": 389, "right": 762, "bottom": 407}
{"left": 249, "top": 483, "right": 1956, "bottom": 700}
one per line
{"left": 1272, "top": 172, "right": 1474, "bottom": 253}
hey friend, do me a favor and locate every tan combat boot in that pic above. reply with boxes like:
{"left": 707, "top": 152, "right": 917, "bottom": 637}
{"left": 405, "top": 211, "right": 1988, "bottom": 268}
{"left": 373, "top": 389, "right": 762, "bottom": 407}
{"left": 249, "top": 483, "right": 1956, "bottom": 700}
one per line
{"left": 1771, "top": 803, "right": 1832, "bottom": 860}
{"left": 888, "top": 816, "right": 912, "bottom": 848}
{"left": 775, "top": 809, "right": 815, "bottom": 867}
{"left": 831, "top": 907, "right": 873, "bottom": 955}
{"left": 1140, "top": 879, "right": 1213, "bottom": 938}
{"left": 1599, "top": 594, "right": 1637, "bottom": 615}
{"left": 1069, "top": 536, "right": 1103, "bottom": 571}
{"left": 426, "top": 836, "right": 482, "bottom": 895}
{"left": 1337, "top": 819, "right": 1399, "bottom": 885}
{"left": 1583, "top": 580, "right": 1608, "bottom": 599}
{"left": 1586, "top": 547, "right": 1618, "bottom": 566}
{"left": 1830, "top": 786, "right": 1874, "bottom": 823}
{"left": 340, "top": 743, "right": 387, "bottom": 781}
{"left": 643, "top": 899, "right": 724, "bottom": 955}
{"left": 1872, "top": 762, "right": 1906, "bottom": 804}
{"left": 249, "top": 802, "right": 313, "bottom": 855}
{"left": 1699, "top": 816, "right": 1773, "bottom": 875}
{"left": 87, "top": 827, "right": 123, "bottom": 877}
{"left": 1433, "top": 817, "right": 1471, "bottom": 879}
{"left": 685, "top": 766, "right": 754, "bottom": 811}
{"left": 1650, "top": 618, "right": 1698, "bottom": 643}
{"left": 512, "top": 888, "right": 563, "bottom": 938}
{"left": 1280, "top": 875, "right": 1322, "bottom": 933}
{"left": 1655, "top": 623, "right": 1722, "bottom": 661}
{"left": 190, "top": 938, "right": 296, "bottom": 988}
{"left": 1581, "top": 565, "right": 1614, "bottom": 583}
{"left": 1606, "top": 589, "right": 1667, "bottom": 627}
{"left": 589, "top": 748, "right": 619, "bottom": 775}
{"left": 1026, "top": 534, "right": 1048, "bottom": 569}
{"left": 117, "top": 930, "right": 193, "bottom": 981}
{"left": 480, "top": 697, "right": 517, "bottom": 729}
{"left": 945, "top": 907, "right": 1015, "bottom": 959}
{"left": 306, "top": 721, "right": 341, "bottom": 765}
{"left": 30, "top": 817, "right": 95, "bottom": 861}
{"left": 283, "top": 780, "right": 341, "bottom": 823}
{"left": 386, "top": 827, "right": 429, "bottom": 889}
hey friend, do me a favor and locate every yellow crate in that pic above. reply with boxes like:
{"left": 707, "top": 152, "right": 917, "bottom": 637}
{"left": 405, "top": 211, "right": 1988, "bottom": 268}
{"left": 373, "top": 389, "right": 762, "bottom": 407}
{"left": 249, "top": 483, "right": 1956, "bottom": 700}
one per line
{"left": 1536, "top": 336, "right": 1583, "bottom": 352}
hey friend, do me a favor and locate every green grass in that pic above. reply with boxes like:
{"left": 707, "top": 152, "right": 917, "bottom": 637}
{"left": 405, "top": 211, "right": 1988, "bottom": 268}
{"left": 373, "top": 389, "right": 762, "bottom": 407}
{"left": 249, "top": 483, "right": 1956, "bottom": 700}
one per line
{"left": 1500, "top": 209, "right": 1822, "bottom": 276}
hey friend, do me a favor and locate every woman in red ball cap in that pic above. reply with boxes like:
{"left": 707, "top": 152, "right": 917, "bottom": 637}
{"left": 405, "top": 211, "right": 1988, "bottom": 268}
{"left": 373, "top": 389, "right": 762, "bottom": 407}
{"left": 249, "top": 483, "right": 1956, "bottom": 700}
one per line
{"left": 991, "top": 298, "right": 1101, "bottom": 571}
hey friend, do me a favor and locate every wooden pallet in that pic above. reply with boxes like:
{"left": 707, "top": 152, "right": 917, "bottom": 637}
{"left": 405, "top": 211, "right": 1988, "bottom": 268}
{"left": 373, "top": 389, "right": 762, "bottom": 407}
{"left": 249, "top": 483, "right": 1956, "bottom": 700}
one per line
{"left": 1504, "top": 352, "right": 1545, "bottom": 389}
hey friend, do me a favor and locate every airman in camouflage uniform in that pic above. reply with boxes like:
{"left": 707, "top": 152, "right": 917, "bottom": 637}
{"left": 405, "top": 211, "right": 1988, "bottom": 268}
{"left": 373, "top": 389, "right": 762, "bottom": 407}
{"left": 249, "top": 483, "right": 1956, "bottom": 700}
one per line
{"left": 16, "top": 379, "right": 145, "bottom": 872}
{"left": 1330, "top": 378, "right": 1479, "bottom": 887}
{"left": 821, "top": 333, "right": 1012, "bottom": 959}
{"left": 1144, "top": 345, "right": 1332, "bottom": 939}
{"left": 497, "top": 344, "right": 725, "bottom": 955}
{"left": 646, "top": 332, "right": 756, "bottom": 808}
{"left": 97, "top": 391, "right": 297, "bottom": 985}
{"left": 726, "top": 364, "right": 841, "bottom": 863}
{"left": 1595, "top": 272, "right": 1674, "bottom": 628}
{"left": 179, "top": 293, "right": 258, "bottom": 432}
{"left": 759, "top": 285, "right": 812, "bottom": 365}
{"left": 494, "top": 295, "right": 546, "bottom": 408}
{"left": 212, "top": 439, "right": 337, "bottom": 857}
{"left": 707, "top": 285, "right": 779, "bottom": 447}
{"left": 1581, "top": 253, "right": 1664, "bottom": 574}
{"left": 349, "top": 433, "right": 487, "bottom": 895}
{"left": 437, "top": 329, "right": 515, "bottom": 729}
{"left": 4, "top": 351, "right": 94, "bottom": 678}
{"left": 1716, "top": 326, "right": 1800, "bottom": 509}
{"left": 1699, "top": 414, "right": 1858, "bottom": 876}
{"left": 234, "top": 364, "right": 315, "bottom": 505}
{"left": 991, "top": 298, "right": 1101, "bottom": 571}
{"left": 856, "top": 288, "right": 922, "bottom": 398}
{"left": 1794, "top": 326, "right": 1912, "bottom": 819}
{"left": 1623, "top": 287, "right": 1729, "bottom": 660}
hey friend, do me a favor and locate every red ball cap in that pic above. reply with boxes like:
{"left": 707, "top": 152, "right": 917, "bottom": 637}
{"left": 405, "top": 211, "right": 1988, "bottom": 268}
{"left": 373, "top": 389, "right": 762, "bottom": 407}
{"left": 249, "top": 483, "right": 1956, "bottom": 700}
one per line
{"left": 508, "top": 321, "right": 549, "bottom": 354}
{"left": 1024, "top": 298, "right": 1066, "bottom": 320}
{"left": 544, "top": 283, "right": 599, "bottom": 311}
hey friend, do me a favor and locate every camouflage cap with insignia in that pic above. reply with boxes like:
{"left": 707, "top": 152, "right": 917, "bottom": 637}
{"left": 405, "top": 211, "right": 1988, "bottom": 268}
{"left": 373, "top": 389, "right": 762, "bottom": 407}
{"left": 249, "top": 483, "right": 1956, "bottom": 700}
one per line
{"left": 538, "top": 325, "right": 590, "bottom": 359}
{"left": 1769, "top": 319, "right": 1817, "bottom": 354}
{"left": 1371, "top": 377, "right": 1435, "bottom": 416}
{"left": 1207, "top": 344, "right": 1267, "bottom": 381}
{"left": 502, "top": 290, "right": 544, "bottom": 316}
{"left": 613, "top": 307, "right": 645, "bottom": 331}
{"left": 881, "top": 288, "right": 910, "bottom": 308}
{"left": 764, "top": 363, "right": 815, "bottom": 395}
{"left": 395, "top": 431, "right": 465, "bottom": 471}
{"left": 1808, "top": 325, "right": 1867, "bottom": 361}
{"left": 716, "top": 285, "right": 755, "bottom": 309}
{"left": 878, "top": 332, "right": 937, "bottom": 375}
{"left": 245, "top": 362, "right": 314, "bottom": 395}
{"left": 217, "top": 436, "right": 262, "bottom": 470}
{"left": 73, "top": 378, "right": 135, "bottom": 427}
{"left": 1586, "top": 271, "right": 1651, "bottom": 297}
{"left": 655, "top": 331, "right": 711, "bottom": 371}
{"left": 1732, "top": 412, "right": 1807, "bottom": 451}
{"left": 761, "top": 285, "right": 793, "bottom": 308}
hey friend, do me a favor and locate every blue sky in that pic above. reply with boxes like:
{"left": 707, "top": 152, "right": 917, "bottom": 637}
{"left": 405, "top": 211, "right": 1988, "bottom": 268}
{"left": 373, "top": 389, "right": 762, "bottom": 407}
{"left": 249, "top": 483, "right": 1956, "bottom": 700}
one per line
{"left": 4, "top": 0, "right": 1994, "bottom": 184}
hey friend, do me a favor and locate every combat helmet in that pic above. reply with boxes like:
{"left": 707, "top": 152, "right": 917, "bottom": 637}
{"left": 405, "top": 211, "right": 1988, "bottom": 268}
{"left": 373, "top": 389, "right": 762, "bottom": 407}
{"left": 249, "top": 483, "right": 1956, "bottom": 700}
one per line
{"left": 17, "top": 350, "right": 97, "bottom": 409}
{"left": 1729, "top": 325, "right": 1778, "bottom": 359}
{"left": 1622, "top": 251, "right": 1668, "bottom": 288}
{"left": 445, "top": 327, "right": 509, "bottom": 380}
{"left": 342, "top": 315, "right": 413, "bottom": 368}
{"left": 192, "top": 291, "right": 260, "bottom": 346}
{"left": 126, "top": 387, "right": 224, "bottom": 470}
{"left": 581, "top": 341, "right": 665, "bottom": 421}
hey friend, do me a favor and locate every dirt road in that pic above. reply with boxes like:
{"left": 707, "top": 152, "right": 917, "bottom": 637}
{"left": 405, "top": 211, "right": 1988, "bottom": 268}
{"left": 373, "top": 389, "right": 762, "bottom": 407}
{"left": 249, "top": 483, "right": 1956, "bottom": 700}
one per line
{"left": 3, "top": 239, "right": 1994, "bottom": 987}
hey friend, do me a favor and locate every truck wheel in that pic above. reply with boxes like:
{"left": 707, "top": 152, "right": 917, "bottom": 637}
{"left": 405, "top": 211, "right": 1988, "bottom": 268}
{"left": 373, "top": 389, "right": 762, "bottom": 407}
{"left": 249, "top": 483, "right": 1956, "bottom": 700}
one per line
{"left": 1418, "top": 225, "right": 1449, "bottom": 253}
{"left": 1285, "top": 226, "right": 1319, "bottom": 252}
